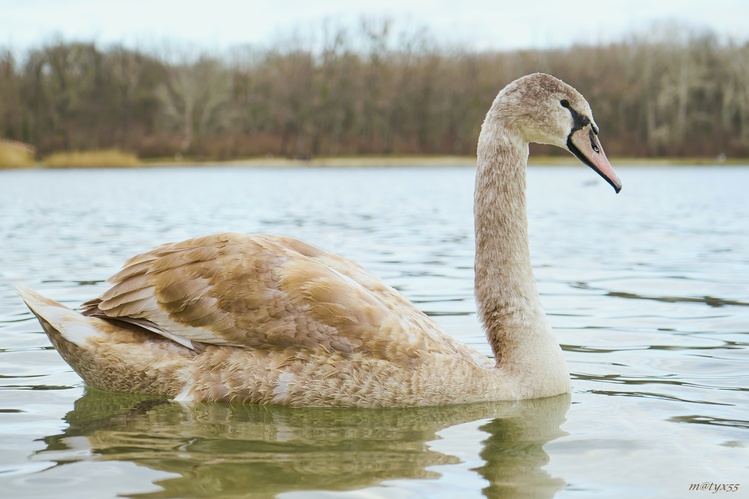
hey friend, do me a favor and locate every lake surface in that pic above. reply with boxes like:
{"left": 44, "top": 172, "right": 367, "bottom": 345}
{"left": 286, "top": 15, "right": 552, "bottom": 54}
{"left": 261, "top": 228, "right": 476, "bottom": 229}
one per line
{"left": 0, "top": 164, "right": 747, "bottom": 498}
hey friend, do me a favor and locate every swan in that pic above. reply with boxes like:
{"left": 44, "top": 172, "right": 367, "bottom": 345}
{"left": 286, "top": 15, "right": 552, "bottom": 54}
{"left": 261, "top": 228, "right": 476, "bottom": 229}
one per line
{"left": 17, "top": 73, "right": 621, "bottom": 408}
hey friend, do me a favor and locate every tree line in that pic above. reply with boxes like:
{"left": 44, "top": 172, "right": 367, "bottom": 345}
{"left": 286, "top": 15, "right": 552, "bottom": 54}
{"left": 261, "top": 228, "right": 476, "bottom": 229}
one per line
{"left": 1, "top": 21, "right": 748, "bottom": 160}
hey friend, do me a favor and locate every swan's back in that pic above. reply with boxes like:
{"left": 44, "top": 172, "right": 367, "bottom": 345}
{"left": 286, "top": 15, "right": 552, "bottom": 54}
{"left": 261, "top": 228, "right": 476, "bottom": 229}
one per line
{"left": 83, "top": 233, "right": 476, "bottom": 364}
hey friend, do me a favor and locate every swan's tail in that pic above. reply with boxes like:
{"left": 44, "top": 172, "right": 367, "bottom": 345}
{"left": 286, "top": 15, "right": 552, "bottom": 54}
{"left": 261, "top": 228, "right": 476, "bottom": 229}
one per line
{"left": 16, "top": 285, "right": 105, "bottom": 350}
{"left": 16, "top": 284, "right": 189, "bottom": 396}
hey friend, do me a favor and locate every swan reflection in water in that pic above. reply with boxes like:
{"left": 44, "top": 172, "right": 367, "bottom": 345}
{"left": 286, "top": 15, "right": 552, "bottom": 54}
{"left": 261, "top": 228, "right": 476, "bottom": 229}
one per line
{"left": 32, "top": 391, "right": 570, "bottom": 498}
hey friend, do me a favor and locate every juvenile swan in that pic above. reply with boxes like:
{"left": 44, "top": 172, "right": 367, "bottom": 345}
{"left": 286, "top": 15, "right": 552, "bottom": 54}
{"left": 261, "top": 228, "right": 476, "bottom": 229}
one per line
{"left": 18, "top": 73, "right": 621, "bottom": 408}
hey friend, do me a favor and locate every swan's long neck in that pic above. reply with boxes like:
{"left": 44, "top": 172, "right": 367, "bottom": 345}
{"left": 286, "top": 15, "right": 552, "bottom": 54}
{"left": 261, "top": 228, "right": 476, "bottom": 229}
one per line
{"left": 474, "top": 111, "right": 567, "bottom": 386}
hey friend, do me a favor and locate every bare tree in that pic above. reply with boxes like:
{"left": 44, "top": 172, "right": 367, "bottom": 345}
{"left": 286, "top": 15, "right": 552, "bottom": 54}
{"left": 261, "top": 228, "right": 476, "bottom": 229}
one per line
{"left": 157, "top": 55, "right": 235, "bottom": 155}
{"left": 721, "top": 42, "right": 749, "bottom": 149}
{"left": 5, "top": 21, "right": 749, "bottom": 160}
{"left": 0, "top": 50, "right": 23, "bottom": 142}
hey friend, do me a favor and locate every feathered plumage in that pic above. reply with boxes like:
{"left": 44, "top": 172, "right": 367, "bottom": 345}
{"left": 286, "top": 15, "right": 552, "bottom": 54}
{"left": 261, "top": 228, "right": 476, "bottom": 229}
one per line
{"left": 18, "top": 73, "right": 620, "bottom": 407}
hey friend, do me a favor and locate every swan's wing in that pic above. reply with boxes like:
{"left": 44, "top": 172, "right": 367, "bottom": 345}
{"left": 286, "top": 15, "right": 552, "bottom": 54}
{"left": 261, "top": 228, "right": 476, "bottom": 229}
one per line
{"left": 81, "top": 233, "right": 450, "bottom": 364}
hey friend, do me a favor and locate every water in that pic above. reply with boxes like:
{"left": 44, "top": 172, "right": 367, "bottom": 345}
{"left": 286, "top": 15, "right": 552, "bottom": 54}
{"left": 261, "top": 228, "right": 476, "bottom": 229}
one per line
{"left": 0, "top": 165, "right": 747, "bottom": 498}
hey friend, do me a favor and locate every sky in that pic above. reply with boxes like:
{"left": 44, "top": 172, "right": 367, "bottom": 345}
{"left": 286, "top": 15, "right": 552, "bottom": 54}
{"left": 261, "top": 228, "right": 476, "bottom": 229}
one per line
{"left": 1, "top": 0, "right": 747, "bottom": 53}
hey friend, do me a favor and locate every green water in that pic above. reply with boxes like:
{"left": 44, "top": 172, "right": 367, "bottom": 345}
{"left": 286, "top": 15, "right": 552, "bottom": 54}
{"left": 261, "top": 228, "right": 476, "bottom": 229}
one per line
{"left": 5, "top": 390, "right": 569, "bottom": 498}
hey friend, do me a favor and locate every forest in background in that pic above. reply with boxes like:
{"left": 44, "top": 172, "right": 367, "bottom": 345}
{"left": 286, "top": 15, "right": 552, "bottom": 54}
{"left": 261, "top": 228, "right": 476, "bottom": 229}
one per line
{"left": 1, "top": 20, "right": 748, "bottom": 161}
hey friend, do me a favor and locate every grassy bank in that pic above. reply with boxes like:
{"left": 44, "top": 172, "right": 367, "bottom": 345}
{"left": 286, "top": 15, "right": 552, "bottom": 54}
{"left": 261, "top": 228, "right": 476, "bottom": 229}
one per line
{"left": 42, "top": 149, "right": 141, "bottom": 168}
{"left": 146, "top": 155, "right": 478, "bottom": 168}
{"left": 0, "top": 140, "right": 35, "bottom": 168}
{"left": 3, "top": 149, "right": 746, "bottom": 170}
{"left": 147, "top": 154, "right": 749, "bottom": 168}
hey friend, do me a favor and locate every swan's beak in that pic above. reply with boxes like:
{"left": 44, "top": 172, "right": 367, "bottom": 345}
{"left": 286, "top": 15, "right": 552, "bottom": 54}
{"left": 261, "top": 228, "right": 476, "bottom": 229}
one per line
{"left": 568, "top": 126, "right": 622, "bottom": 193}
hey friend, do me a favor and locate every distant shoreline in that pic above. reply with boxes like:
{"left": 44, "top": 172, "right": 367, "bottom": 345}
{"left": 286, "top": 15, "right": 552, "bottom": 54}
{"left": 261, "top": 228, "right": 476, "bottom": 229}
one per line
{"left": 2, "top": 154, "right": 748, "bottom": 170}
{"left": 131, "top": 155, "right": 749, "bottom": 168}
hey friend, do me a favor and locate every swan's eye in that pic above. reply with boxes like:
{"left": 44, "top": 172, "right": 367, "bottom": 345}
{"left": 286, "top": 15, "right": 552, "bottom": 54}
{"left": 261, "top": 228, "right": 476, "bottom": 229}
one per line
{"left": 560, "top": 99, "right": 570, "bottom": 108}
{"left": 589, "top": 130, "right": 600, "bottom": 153}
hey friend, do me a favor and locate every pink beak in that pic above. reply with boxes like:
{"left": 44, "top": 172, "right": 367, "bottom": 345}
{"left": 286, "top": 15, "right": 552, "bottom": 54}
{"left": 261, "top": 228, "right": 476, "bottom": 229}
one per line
{"left": 568, "top": 126, "right": 622, "bottom": 193}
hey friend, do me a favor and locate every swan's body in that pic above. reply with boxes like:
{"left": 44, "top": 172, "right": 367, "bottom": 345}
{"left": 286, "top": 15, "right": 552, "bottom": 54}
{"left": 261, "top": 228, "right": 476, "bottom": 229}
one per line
{"left": 17, "top": 73, "right": 621, "bottom": 408}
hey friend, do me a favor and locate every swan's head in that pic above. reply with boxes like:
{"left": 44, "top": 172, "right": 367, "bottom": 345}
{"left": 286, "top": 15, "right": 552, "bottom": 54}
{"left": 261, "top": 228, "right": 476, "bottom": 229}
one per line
{"left": 491, "top": 73, "right": 622, "bottom": 193}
